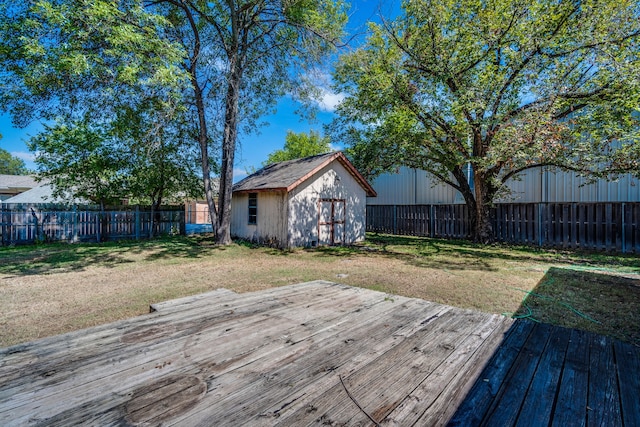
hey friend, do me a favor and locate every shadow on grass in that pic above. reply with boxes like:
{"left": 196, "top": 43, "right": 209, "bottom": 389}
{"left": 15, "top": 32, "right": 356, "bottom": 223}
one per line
{"left": 512, "top": 267, "right": 640, "bottom": 346}
{"left": 309, "top": 234, "right": 502, "bottom": 272}
{"left": 311, "top": 233, "right": 640, "bottom": 274}
{"left": 0, "top": 235, "right": 227, "bottom": 276}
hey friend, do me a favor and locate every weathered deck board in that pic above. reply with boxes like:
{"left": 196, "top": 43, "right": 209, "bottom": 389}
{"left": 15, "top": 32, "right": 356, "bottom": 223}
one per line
{"left": 615, "top": 340, "right": 640, "bottom": 427}
{"left": 169, "top": 297, "right": 449, "bottom": 426}
{"left": 588, "top": 335, "right": 622, "bottom": 426}
{"left": 2, "top": 283, "right": 392, "bottom": 424}
{"left": 1, "top": 281, "right": 638, "bottom": 427}
{"left": 0, "top": 281, "right": 360, "bottom": 381}
{"left": 447, "top": 320, "right": 535, "bottom": 426}
{"left": 550, "top": 328, "right": 591, "bottom": 427}
{"left": 450, "top": 321, "right": 640, "bottom": 427}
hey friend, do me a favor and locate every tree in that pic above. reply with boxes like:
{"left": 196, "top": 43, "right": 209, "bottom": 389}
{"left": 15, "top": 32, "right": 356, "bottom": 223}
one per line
{"left": 0, "top": 135, "right": 29, "bottom": 174}
{"left": 116, "top": 100, "right": 202, "bottom": 236}
{"left": 29, "top": 114, "right": 201, "bottom": 235}
{"left": 29, "top": 121, "right": 126, "bottom": 208}
{"left": 1, "top": 0, "right": 192, "bottom": 216}
{"left": 264, "top": 130, "right": 332, "bottom": 165}
{"left": 1, "top": 0, "right": 347, "bottom": 245}
{"left": 334, "top": 0, "right": 640, "bottom": 242}
{"left": 149, "top": 0, "right": 347, "bottom": 244}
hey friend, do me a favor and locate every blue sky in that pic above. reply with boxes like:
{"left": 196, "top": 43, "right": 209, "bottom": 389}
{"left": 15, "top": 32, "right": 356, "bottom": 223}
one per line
{"left": 0, "top": 0, "right": 400, "bottom": 180}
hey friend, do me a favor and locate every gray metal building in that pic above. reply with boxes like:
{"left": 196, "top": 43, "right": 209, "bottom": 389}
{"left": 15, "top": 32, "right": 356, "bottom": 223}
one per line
{"left": 368, "top": 167, "right": 640, "bottom": 205}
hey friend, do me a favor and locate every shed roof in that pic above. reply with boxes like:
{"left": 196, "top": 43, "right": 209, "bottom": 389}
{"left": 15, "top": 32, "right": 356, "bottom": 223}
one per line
{"left": 233, "top": 152, "right": 377, "bottom": 197}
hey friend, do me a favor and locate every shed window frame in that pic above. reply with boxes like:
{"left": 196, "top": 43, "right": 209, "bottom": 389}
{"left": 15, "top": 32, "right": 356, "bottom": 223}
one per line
{"left": 248, "top": 193, "right": 257, "bottom": 225}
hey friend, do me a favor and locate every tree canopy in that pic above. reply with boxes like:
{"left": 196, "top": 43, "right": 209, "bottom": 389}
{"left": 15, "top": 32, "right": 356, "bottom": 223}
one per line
{"left": 1, "top": 0, "right": 192, "bottom": 212}
{"left": 0, "top": 0, "right": 186, "bottom": 125}
{"left": 1, "top": 0, "right": 347, "bottom": 244}
{"left": 148, "top": 0, "right": 347, "bottom": 244}
{"left": 264, "top": 130, "right": 332, "bottom": 165}
{"left": 0, "top": 137, "right": 29, "bottom": 175}
{"left": 334, "top": 0, "right": 640, "bottom": 242}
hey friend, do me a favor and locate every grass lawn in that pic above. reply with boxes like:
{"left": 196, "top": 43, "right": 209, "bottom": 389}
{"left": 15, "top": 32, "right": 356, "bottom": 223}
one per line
{"left": 1, "top": 233, "right": 639, "bottom": 348}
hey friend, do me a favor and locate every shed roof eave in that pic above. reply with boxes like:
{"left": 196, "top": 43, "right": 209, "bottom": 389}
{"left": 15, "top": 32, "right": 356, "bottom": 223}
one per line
{"left": 232, "top": 187, "right": 289, "bottom": 194}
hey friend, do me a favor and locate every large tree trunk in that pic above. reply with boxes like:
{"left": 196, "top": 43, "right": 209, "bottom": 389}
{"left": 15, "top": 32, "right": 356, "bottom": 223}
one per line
{"left": 179, "top": 2, "right": 218, "bottom": 236}
{"left": 215, "top": 61, "right": 242, "bottom": 245}
{"left": 149, "top": 191, "right": 163, "bottom": 238}
{"left": 192, "top": 77, "right": 218, "bottom": 233}
{"left": 471, "top": 172, "right": 494, "bottom": 243}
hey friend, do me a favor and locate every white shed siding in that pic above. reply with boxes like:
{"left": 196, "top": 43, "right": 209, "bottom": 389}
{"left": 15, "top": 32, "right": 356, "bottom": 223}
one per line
{"left": 288, "top": 162, "right": 367, "bottom": 247}
{"left": 231, "top": 192, "right": 287, "bottom": 245}
{"left": 369, "top": 167, "right": 640, "bottom": 204}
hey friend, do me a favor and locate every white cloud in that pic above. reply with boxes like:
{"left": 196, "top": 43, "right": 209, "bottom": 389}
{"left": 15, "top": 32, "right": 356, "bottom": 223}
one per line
{"left": 302, "top": 69, "right": 346, "bottom": 112}
{"left": 315, "top": 90, "right": 345, "bottom": 112}
{"left": 233, "top": 168, "right": 249, "bottom": 182}
{"left": 11, "top": 151, "right": 35, "bottom": 161}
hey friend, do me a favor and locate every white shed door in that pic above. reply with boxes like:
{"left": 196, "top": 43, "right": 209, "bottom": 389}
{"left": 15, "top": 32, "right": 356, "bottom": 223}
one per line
{"left": 318, "top": 199, "right": 345, "bottom": 246}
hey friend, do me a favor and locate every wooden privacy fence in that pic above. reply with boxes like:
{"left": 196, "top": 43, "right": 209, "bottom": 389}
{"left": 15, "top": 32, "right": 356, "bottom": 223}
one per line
{"left": 367, "top": 202, "right": 640, "bottom": 253}
{"left": 0, "top": 204, "right": 185, "bottom": 245}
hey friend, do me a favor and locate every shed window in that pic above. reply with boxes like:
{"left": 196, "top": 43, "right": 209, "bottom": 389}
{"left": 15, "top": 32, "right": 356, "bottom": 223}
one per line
{"left": 248, "top": 193, "right": 257, "bottom": 224}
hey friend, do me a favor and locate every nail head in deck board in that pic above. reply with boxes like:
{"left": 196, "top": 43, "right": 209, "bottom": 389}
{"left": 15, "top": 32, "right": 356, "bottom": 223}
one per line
{"left": 1, "top": 282, "right": 639, "bottom": 427}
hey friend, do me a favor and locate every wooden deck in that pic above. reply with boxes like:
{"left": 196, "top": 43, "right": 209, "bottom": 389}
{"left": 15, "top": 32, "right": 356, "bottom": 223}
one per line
{"left": 0, "top": 281, "right": 638, "bottom": 426}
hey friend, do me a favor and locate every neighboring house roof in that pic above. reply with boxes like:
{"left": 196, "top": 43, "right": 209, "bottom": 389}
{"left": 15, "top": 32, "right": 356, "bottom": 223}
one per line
{"left": 233, "top": 152, "right": 377, "bottom": 197}
{"left": 0, "top": 174, "right": 39, "bottom": 191}
{"left": 2, "top": 183, "right": 86, "bottom": 204}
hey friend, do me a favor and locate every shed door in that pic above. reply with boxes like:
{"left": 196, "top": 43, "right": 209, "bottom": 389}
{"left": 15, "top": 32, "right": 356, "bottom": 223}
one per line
{"left": 318, "top": 199, "right": 345, "bottom": 246}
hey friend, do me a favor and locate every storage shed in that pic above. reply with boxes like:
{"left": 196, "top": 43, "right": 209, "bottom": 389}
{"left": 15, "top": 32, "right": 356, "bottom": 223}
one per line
{"left": 231, "top": 152, "right": 376, "bottom": 248}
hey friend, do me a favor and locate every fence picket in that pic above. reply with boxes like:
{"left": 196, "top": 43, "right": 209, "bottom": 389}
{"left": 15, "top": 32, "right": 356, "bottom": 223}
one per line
{"left": 0, "top": 204, "right": 185, "bottom": 245}
{"left": 366, "top": 202, "right": 640, "bottom": 254}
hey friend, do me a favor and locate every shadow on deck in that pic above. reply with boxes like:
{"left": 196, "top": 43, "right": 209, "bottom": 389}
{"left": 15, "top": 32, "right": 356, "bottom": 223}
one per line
{"left": 450, "top": 267, "right": 640, "bottom": 426}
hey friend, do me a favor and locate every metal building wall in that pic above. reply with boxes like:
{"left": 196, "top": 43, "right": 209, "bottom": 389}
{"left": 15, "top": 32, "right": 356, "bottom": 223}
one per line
{"left": 367, "top": 167, "right": 458, "bottom": 205}
{"left": 544, "top": 170, "right": 640, "bottom": 202}
{"left": 367, "top": 167, "right": 416, "bottom": 205}
{"left": 368, "top": 167, "right": 640, "bottom": 204}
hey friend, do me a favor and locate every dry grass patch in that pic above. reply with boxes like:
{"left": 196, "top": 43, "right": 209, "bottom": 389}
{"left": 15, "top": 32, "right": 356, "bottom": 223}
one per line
{"left": 1, "top": 233, "right": 638, "bottom": 347}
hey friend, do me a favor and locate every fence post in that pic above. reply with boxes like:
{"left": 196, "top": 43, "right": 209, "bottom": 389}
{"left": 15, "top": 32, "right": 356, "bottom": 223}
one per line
{"left": 180, "top": 205, "right": 186, "bottom": 235}
{"left": 537, "top": 203, "right": 544, "bottom": 247}
{"left": 96, "top": 214, "right": 101, "bottom": 243}
{"left": 621, "top": 202, "right": 626, "bottom": 254}
{"left": 0, "top": 205, "right": 5, "bottom": 246}
{"left": 429, "top": 205, "right": 435, "bottom": 238}
{"left": 393, "top": 205, "right": 397, "bottom": 235}
{"left": 135, "top": 205, "right": 141, "bottom": 240}
{"left": 72, "top": 205, "right": 78, "bottom": 242}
